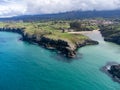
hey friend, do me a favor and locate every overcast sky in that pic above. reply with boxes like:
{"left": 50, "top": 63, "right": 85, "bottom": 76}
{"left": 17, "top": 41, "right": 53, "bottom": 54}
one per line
{"left": 0, "top": 0, "right": 120, "bottom": 17}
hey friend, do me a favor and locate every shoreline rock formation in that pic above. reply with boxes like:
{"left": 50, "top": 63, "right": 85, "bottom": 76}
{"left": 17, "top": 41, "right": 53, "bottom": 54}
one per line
{"left": 102, "top": 62, "right": 120, "bottom": 83}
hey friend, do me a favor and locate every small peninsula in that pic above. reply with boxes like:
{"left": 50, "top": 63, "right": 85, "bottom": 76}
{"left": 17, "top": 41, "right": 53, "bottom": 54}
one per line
{"left": 0, "top": 21, "right": 98, "bottom": 58}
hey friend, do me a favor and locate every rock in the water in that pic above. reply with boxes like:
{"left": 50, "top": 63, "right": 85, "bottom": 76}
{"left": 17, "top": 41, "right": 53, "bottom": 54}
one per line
{"left": 108, "top": 64, "right": 120, "bottom": 79}
{"left": 102, "top": 62, "right": 120, "bottom": 83}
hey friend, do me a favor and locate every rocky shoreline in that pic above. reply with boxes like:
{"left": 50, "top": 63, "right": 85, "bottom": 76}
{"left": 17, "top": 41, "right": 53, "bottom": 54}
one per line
{"left": 100, "top": 25, "right": 120, "bottom": 45}
{"left": 100, "top": 29, "right": 119, "bottom": 44}
{"left": 0, "top": 27, "right": 98, "bottom": 58}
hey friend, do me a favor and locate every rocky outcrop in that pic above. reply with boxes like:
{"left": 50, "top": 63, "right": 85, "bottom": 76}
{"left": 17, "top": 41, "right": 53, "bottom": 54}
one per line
{"left": 102, "top": 62, "right": 120, "bottom": 83}
{"left": 0, "top": 28, "right": 98, "bottom": 58}
{"left": 108, "top": 64, "right": 120, "bottom": 79}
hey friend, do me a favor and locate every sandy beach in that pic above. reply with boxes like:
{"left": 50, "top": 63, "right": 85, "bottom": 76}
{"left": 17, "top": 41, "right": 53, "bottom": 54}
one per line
{"left": 68, "top": 30, "right": 100, "bottom": 35}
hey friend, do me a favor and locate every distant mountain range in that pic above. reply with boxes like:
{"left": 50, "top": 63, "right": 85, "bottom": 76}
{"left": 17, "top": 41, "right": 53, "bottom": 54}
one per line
{"left": 1, "top": 10, "right": 120, "bottom": 21}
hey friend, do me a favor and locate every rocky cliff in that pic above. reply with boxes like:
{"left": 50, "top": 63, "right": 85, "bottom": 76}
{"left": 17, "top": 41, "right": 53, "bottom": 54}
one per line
{"left": 100, "top": 25, "right": 120, "bottom": 44}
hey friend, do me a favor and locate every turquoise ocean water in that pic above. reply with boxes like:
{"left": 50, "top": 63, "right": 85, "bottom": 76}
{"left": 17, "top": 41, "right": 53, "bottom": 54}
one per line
{"left": 0, "top": 31, "right": 120, "bottom": 90}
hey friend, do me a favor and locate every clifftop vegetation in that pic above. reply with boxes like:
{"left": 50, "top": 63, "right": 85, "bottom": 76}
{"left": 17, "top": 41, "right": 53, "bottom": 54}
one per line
{"left": 70, "top": 21, "right": 99, "bottom": 31}
{"left": 0, "top": 21, "right": 89, "bottom": 44}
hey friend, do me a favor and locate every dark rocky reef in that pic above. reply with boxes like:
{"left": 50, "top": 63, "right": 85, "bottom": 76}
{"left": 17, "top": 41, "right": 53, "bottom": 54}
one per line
{"left": 102, "top": 62, "right": 120, "bottom": 83}
{"left": 0, "top": 27, "right": 98, "bottom": 58}
{"left": 108, "top": 64, "right": 120, "bottom": 79}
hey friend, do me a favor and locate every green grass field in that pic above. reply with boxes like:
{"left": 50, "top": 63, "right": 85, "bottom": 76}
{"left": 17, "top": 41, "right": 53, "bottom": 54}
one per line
{"left": 0, "top": 21, "right": 90, "bottom": 45}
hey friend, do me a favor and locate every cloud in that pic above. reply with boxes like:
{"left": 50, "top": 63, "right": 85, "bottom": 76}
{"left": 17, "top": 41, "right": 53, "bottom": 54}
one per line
{"left": 0, "top": 0, "right": 120, "bottom": 17}
{"left": 24, "top": 0, "right": 120, "bottom": 14}
{"left": 0, "top": 0, "right": 26, "bottom": 17}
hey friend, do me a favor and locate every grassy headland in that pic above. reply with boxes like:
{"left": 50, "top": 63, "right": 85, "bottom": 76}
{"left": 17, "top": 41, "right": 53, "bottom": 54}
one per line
{"left": 0, "top": 21, "right": 98, "bottom": 58}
